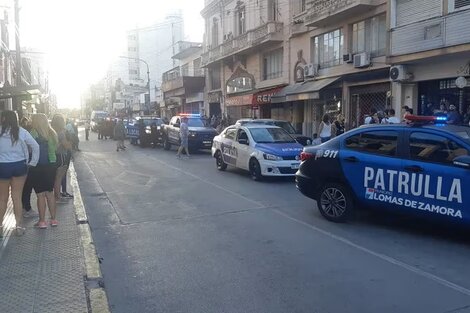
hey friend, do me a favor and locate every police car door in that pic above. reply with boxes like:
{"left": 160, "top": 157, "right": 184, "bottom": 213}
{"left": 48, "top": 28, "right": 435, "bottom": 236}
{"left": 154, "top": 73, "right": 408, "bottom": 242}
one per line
{"left": 341, "top": 129, "right": 403, "bottom": 210}
{"left": 169, "top": 117, "right": 180, "bottom": 143}
{"left": 402, "top": 130, "right": 469, "bottom": 222}
{"left": 235, "top": 128, "right": 251, "bottom": 170}
{"left": 221, "top": 127, "right": 238, "bottom": 166}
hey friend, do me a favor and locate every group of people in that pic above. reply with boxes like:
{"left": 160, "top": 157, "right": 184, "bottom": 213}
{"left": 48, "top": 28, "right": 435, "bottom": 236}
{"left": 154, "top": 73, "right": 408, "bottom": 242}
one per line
{"left": 97, "top": 118, "right": 116, "bottom": 140}
{"left": 364, "top": 108, "right": 401, "bottom": 125}
{"left": 315, "top": 114, "right": 346, "bottom": 144}
{"left": 0, "top": 110, "right": 74, "bottom": 238}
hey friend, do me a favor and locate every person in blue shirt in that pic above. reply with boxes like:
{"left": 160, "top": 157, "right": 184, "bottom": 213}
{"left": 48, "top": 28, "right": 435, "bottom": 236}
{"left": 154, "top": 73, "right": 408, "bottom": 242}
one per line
{"left": 176, "top": 117, "right": 190, "bottom": 158}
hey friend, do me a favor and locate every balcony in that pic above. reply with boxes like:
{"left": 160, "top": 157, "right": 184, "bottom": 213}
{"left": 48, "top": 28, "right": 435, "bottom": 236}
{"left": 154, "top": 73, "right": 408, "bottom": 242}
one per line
{"left": 161, "top": 66, "right": 205, "bottom": 94}
{"left": 304, "top": 0, "right": 377, "bottom": 27}
{"left": 201, "top": 21, "right": 284, "bottom": 67}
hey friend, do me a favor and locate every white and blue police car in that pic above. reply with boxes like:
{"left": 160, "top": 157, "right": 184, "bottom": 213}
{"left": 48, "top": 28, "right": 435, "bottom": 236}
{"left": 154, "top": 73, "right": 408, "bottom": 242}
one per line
{"left": 296, "top": 115, "right": 470, "bottom": 226}
{"left": 212, "top": 124, "right": 304, "bottom": 180}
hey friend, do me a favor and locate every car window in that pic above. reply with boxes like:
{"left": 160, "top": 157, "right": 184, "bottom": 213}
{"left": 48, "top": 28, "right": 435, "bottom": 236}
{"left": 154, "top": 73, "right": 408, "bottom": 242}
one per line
{"left": 187, "top": 118, "right": 205, "bottom": 127}
{"left": 409, "top": 132, "right": 469, "bottom": 165}
{"left": 237, "top": 129, "right": 248, "bottom": 141}
{"left": 224, "top": 128, "right": 237, "bottom": 140}
{"left": 345, "top": 131, "right": 399, "bottom": 156}
{"left": 249, "top": 128, "right": 296, "bottom": 143}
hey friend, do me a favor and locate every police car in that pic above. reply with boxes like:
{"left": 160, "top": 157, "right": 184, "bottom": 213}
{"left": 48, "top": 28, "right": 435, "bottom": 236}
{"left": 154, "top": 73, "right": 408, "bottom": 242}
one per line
{"left": 296, "top": 115, "right": 470, "bottom": 225}
{"left": 212, "top": 124, "right": 304, "bottom": 180}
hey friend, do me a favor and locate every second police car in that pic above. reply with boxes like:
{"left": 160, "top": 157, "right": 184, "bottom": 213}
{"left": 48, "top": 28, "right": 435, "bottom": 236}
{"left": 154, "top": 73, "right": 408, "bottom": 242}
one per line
{"left": 212, "top": 124, "right": 304, "bottom": 180}
{"left": 296, "top": 115, "right": 470, "bottom": 226}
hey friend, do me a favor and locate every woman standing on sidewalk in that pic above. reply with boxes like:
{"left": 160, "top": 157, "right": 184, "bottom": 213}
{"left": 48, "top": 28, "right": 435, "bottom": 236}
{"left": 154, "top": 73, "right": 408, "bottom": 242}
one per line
{"left": 0, "top": 110, "right": 39, "bottom": 238}
{"left": 51, "top": 114, "right": 72, "bottom": 201}
{"left": 28, "top": 114, "right": 59, "bottom": 228}
{"left": 114, "top": 119, "right": 126, "bottom": 152}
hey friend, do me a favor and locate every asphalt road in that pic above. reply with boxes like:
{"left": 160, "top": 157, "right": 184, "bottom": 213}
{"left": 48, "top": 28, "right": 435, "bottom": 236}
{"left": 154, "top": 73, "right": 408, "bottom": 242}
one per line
{"left": 74, "top": 131, "right": 470, "bottom": 313}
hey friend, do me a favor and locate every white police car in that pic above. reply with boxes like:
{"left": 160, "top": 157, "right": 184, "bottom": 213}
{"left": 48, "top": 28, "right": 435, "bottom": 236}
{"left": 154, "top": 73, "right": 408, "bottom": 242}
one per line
{"left": 212, "top": 124, "right": 304, "bottom": 180}
{"left": 296, "top": 115, "right": 470, "bottom": 226}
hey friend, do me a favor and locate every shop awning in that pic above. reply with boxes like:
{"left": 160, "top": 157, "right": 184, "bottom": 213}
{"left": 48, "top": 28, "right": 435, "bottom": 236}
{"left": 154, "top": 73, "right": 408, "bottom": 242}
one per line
{"left": 271, "top": 77, "right": 339, "bottom": 103}
{"left": 0, "top": 84, "right": 42, "bottom": 100}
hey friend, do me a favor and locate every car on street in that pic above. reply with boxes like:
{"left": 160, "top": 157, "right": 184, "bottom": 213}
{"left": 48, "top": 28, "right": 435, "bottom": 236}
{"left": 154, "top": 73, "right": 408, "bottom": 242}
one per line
{"left": 90, "top": 110, "right": 109, "bottom": 132}
{"left": 235, "top": 118, "right": 313, "bottom": 146}
{"left": 126, "top": 116, "right": 164, "bottom": 147}
{"left": 162, "top": 114, "right": 218, "bottom": 151}
{"left": 212, "top": 124, "right": 304, "bottom": 180}
{"left": 296, "top": 115, "right": 470, "bottom": 226}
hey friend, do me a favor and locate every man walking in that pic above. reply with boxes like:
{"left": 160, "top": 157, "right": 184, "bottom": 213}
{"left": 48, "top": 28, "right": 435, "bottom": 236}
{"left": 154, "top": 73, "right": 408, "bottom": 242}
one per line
{"left": 85, "top": 120, "right": 90, "bottom": 141}
{"left": 114, "top": 119, "right": 126, "bottom": 152}
{"left": 176, "top": 117, "right": 190, "bottom": 158}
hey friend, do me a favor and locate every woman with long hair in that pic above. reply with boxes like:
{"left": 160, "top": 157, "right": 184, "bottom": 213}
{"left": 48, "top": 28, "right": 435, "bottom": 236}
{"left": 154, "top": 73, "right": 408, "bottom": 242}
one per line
{"left": 51, "top": 114, "right": 72, "bottom": 201}
{"left": 318, "top": 113, "right": 333, "bottom": 143}
{"left": 0, "top": 111, "right": 39, "bottom": 237}
{"left": 28, "top": 114, "right": 59, "bottom": 228}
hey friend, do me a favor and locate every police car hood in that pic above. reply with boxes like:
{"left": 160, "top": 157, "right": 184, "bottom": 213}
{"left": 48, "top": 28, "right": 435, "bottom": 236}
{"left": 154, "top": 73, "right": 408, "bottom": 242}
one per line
{"left": 255, "top": 142, "right": 303, "bottom": 157}
{"left": 188, "top": 126, "right": 217, "bottom": 133}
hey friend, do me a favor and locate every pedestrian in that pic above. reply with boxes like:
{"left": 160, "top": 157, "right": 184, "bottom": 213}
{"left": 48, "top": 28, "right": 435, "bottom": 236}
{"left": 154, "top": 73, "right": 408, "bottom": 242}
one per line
{"left": 28, "top": 114, "right": 59, "bottom": 228}
{"left": 66, "top": 119, "right": 80, "bottom": 151}
{"left": 114, "top": 119, "right": 126, "bottom": 152}
{"left": 447, "top": 104, "right": 462, "bottom": 124}
{"left": 318, "top": 114, "right": 333, "bottom": 143}
{"left": 402, "top": 106, "right": 414, "bottom": 121}
{"left": 85, "top": 119, "right": 90, "bottom": 141}
{"left": 20, "top": 117, "right": 36, "bottom": 218}
{"left": 0, "top": 110, "right": 39, "bottom": 237}
{"left": 381, "top": 109, "right": 400, "bottom": 124}
{"left": 51, "top": 114, "right": 72, "bottom": 201}
{"left": 176, "top": 116, "right": 190, "bottom": 158}
{"left": 364, "top": 108, "right": 378, "bottom": 124}
{"left": 311, "top": 133, "right": 322, "bottom": 146}
{"left": 97, "top": 118, "right": 104, "bottom": 140}
{"left": 333, "top": 114, "right": 345, "bottom": 136}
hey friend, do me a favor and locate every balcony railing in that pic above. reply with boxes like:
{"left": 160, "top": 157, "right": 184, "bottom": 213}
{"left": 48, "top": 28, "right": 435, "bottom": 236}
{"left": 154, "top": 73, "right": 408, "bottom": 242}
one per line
{"left": 162, "top": 66, "right": 204, "bottom": 83}
{"left": 304, "top": 0, "right": 376, "bottom": 27}
{"left": 201, "top": 21, "right": 284, "bottom": 67}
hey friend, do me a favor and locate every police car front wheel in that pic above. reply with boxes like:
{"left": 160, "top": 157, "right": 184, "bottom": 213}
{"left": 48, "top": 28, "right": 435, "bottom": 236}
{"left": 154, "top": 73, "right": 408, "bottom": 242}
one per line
{"left": 215, "top": 151, "right": 227, "bottom": 171}
{"left": 317, "top": 183, "right": 353, "bottom": 223}
{"left": 249, "top": 159, "right": 263, "bottom": 181}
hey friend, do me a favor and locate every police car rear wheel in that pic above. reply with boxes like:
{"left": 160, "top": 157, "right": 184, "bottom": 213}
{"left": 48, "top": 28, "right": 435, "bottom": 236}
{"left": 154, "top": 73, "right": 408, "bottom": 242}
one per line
{"left": 318, "top": 184, "right": 353, "bottom": 223}
{"left": 249, "top": 159, "right": 262, "bottom": 181}
{"left": 215, "top": 151, "right": 227, "bottom": 171}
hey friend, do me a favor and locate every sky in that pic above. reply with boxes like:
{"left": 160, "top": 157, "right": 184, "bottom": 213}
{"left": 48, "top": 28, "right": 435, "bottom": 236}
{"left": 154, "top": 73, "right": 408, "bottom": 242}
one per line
{"left": 15, "top": 0, "right": 205, "bottom": 108}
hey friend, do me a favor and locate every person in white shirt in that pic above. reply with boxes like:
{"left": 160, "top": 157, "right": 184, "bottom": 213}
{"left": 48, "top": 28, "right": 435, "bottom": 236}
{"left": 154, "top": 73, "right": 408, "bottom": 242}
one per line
{"left": 318, "top": 114, "right": 333, "bottom": 143}
{"left": 0, "top": 110, "right": 39, "bottom": 237}
{"left": 381, "top": 109, "right": 401, "bottom": 124}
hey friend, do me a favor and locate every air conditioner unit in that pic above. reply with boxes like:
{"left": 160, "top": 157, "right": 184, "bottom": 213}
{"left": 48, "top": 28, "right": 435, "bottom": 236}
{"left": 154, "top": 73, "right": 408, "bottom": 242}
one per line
{"left": 304, "top": 63, "right": 319, "bottom": 78}
{"left": 343, "top": 53, "right": 353, "bottom": 63}
{"left": 353, "top": 52, "right": 370, "bottom": 68}
{"left": 389, "top": 65, "right": 412, "bottom": 82}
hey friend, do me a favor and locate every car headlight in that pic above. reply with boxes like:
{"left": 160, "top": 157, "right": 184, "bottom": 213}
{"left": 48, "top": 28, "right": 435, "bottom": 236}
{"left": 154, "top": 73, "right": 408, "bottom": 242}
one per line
{"left": 145, "top": 129, "right": 151, "bottom": 134}
{"left": 157, "top": 126, "right": 161, "bottom": 130}
{"left": 263, "top": 153, "right": 283, "bottom": 161}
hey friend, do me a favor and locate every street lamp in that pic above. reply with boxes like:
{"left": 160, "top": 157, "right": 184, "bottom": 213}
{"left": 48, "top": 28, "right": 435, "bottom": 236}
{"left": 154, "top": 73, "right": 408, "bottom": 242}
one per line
{"left": 119, "top": 56, "right": 151, "bottom": 113}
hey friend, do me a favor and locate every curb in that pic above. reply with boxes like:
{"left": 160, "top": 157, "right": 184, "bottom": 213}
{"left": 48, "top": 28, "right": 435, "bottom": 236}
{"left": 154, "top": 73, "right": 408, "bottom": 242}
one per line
{"left": 69, "top": 162, "right": 111, "bottom": 313}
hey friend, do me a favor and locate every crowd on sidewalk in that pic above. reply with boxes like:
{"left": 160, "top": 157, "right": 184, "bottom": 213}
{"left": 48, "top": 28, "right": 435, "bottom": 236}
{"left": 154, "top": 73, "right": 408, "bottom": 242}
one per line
{"left": 0, "top": 110, "right": 77, "bottom": 239}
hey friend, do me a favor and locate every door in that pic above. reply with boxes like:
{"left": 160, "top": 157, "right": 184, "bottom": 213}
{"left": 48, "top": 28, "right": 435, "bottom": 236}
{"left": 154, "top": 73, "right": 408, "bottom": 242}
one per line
{"left": 235, "top": 128, "right": 251, "bottom": 170}
{"left": 220, "top": 127, "right": 238, "bottom": 166}
{"left": 402, "top": 130, "right": 470, "bottom": 222}
{"left": 340, "top": 129, "right": 403, "bottom": 210}
{"left": 169, "top": 117, "right": 181, "bottom": 143}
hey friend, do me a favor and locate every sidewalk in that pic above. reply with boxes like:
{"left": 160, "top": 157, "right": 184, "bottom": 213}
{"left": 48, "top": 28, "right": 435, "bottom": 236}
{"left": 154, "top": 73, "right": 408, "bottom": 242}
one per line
{"left": 0, "top": 171, "right": 89, "bottom": 313}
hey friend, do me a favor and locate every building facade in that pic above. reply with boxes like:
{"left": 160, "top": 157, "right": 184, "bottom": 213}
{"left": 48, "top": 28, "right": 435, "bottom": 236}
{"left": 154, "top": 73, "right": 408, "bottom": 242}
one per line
{"left": 161, "top": 41, "right": 205, "bottom": 117}
{"left": 389, "top": 0, "right": 470, "bottom": 117}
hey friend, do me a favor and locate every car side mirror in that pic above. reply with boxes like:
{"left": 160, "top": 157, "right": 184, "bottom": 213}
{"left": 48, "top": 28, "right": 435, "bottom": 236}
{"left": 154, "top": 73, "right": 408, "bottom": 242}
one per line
{"left": 453, "top": 155, "right": 470, "bottom": 169}
{"left": 238, "top": 138, "right": 249, "bottom": 145}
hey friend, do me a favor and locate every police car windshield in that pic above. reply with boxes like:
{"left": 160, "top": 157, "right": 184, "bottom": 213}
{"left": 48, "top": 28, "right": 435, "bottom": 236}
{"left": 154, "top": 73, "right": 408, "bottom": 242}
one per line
{"left": 249, "top": 128, "right": 296, "bottom": 143}
{"left": 142, "top": 119, "right": 162, "bottom": 126}
{"left": 272, "top": 121, "right": 296, "bottom": 134}
{"left": 186, "top": 118, "right": 205, "bottom": 127}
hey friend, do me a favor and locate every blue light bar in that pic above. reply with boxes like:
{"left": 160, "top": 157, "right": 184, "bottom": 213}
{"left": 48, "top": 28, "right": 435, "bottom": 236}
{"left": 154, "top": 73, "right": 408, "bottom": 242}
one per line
{"left": 435, "top": 116, "right": 447, "bottom": 122}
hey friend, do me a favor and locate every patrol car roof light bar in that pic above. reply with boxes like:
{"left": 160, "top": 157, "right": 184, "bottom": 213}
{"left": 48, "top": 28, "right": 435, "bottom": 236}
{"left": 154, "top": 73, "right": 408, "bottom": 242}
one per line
{"left": 180, "top": 113, "right": 201, "bottom": 117}
{"left": 405, "top": 115, "right": 447, "bottom": 125}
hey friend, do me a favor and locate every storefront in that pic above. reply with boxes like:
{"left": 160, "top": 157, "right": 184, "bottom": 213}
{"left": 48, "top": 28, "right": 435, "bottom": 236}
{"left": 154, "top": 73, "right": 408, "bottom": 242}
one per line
{"left": 418, "top": 78, "right": 470, "bottom": 117}
{"left": 184, "top": 93, "right": 204, "bottom": 114}
{"left": 207, "top": 91, "right": 222, "bottom": 117}
{"left": 348, "top": 82, "right": 391, "bottom": 128}
{"left": 225, "top": 93, "right": 257, "bottom": 120}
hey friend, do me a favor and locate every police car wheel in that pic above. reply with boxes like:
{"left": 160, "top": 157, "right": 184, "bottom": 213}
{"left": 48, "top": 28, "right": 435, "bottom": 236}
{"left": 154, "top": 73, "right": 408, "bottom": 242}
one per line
{"left": 249, "top": 159, "right": 263, "bottom": 181}
{"left": 317, "top": 183, "right": 353, "bottom": 223}
{"left": 215, "top": 151, "right": 227, "bottom": 171}
{"left": 163, "top": 137, "right": 171, "bottom": 150}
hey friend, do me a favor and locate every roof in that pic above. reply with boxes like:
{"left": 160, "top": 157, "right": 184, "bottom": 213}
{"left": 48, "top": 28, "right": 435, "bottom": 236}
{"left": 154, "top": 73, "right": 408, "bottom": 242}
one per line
{"left": 242, "top": 124, "right": 280, "bottom": 129}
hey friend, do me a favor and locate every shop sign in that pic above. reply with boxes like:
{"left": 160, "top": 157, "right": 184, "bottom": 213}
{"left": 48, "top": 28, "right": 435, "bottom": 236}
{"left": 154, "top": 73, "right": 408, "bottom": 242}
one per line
{"left": 225, "top": 94, "right": 253, "bottom": 106}
{"left": 253, "top": 87, "right": 284, "bottom": 105}
{"left": 113, "top": 102, "right": 125, "bottom": 110}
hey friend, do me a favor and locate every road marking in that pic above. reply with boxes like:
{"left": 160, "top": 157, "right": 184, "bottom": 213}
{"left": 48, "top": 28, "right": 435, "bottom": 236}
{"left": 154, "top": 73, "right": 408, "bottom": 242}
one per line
{"left": 273, "top": 209, "right": 470, "bottom": 297}
{"left": 148, "top": 156, "right": 265, "bottom": 208}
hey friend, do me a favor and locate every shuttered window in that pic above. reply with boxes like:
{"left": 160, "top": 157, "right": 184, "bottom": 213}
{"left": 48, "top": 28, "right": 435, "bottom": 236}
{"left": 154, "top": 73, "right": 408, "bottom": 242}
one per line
{"left": 449, "top": 0, "right": 470, "bottom": 12}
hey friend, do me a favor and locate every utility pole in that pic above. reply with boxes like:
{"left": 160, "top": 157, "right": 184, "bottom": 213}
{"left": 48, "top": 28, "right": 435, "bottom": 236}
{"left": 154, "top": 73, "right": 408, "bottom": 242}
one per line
{"left": 14, "top": 0, "right": 21, "bottom": 86}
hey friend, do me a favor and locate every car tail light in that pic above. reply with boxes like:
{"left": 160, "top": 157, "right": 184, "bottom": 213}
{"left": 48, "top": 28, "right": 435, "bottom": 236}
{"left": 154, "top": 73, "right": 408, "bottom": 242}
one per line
{"left": 300, "top": 152, "right": 314, "bottom": 162}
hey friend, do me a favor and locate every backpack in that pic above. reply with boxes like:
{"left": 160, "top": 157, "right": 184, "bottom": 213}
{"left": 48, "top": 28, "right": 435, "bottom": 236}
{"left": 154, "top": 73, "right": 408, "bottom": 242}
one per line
{"left": 36, "top": 136, "right": 50, "bottom": 165}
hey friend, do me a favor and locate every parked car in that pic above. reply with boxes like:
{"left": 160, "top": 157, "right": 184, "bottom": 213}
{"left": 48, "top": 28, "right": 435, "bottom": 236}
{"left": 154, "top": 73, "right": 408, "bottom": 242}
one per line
{"left": 126, "top": 116, "right": 164, "bottom": 147}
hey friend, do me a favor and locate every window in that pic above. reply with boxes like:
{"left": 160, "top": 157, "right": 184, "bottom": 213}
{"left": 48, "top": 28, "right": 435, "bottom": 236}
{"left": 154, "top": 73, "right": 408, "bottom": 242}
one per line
{"left": 293, "top": 0, "right": 307, "bottom": 15}
{"left": 209, "top": 67, "right": 221, "bottom": 90}
{"left": 181, "top": 63, "right": 189, "bottom": 76}
{"left": 129, "top": 69, "right": 138, "bottom": 75}
{"left": 409, "top": 132, "right": 469, "bottom": 165}
{"left": 236, "top": 6, "right": 246, "bottom": 35}
{"left": 128, "top": 47, "right": 137, "bottom": 52}
{"left": 352, "top": 15, "right": 386, "bottom": 57}
{"left": 224, "top": 127, "right": 237, "bottom": 140}
{"left": 449, "top": 0, "right": 470, "bottom": 12}
{"left": 312, "top": 29, "right": 344, "bottom": 68}
{"left": 345, "top": 131, "right": 399, "bottom": 156}
{"left": 268, "top": 0, "right": 278, "bottom": 22}
{"left": 193, "top": 58, "right": 203, "bottom": 76}
{"left": 237, "top": 129, "right": 248, "bottom": 141}
{"left": 212, "top": 18, "right": 219, "bottom": 47}
{"left": 262, "top": 48, "right": 283, "bottom": 80}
